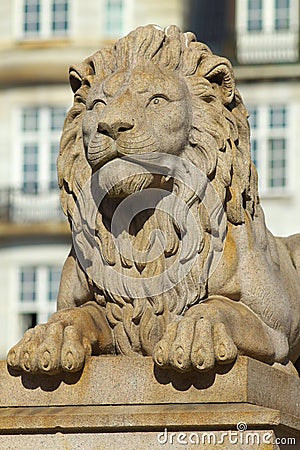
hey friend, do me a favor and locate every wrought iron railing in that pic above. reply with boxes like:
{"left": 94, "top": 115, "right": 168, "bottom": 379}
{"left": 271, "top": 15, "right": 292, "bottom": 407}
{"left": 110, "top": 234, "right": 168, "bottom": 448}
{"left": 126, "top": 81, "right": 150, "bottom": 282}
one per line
{"left": 0, "top": 188, "right": 65, "bottom": 223}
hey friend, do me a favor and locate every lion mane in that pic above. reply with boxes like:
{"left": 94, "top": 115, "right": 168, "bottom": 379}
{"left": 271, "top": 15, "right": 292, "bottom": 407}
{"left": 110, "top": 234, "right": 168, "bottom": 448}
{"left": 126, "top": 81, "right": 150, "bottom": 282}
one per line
{"left": 57, "top": 25, "right": 259, "bottom": 355}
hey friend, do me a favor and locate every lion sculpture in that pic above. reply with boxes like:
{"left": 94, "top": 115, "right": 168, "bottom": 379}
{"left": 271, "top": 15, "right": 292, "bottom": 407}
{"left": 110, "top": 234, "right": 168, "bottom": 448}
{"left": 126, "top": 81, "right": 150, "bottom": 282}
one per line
{"left": 7, "top": 25, "right": 300, "bottom": 375}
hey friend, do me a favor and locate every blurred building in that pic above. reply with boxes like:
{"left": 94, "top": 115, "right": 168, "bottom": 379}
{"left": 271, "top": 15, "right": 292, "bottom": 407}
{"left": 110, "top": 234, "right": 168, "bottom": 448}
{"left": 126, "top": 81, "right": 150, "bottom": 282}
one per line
{"left": 0, "top": 0, "right": 185, "bottom": 358}
{"left": 187, "top": 0, "right": 300, "bottom": 237}
{"left": 1, "top": 0, "right": 299, "bottom": 360}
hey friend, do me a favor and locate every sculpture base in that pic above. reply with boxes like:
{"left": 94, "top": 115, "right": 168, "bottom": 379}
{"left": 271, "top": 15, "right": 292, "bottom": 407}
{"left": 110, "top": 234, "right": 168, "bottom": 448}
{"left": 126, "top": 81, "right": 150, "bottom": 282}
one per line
{"left": 0, "top": 356, "right": 299, "bottom": 449}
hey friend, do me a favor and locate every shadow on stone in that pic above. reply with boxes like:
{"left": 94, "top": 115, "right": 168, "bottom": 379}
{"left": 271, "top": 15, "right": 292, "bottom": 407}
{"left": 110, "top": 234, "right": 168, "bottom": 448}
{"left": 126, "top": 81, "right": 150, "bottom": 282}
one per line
{"left": 153, "top": 361, "right": 235, "bottom": 391}
{"left": 7, "top": 365, "right": 83, "bottom": 391}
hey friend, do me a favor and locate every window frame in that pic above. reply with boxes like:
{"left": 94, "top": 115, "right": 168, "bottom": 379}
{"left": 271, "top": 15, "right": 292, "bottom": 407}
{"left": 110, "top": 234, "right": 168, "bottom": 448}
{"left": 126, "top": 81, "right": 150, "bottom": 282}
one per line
{"left": 248, "top": 104, "right": 291, "bottom": 196}
{"left": 242, "top": 0, "right": 295, "bottom": 34}
{"left": 103, "top": 0, "right": 134, "bottom": 38}
{"left": 236, "top": 0, "right": 299, "bottom": 63}
{"left": 15, "top": 0, "right": 71, "bottom": 41}
{"left": 247, "top": 0, "right": 263, "bottom": 32}
{"left": 274, "top": 0, "right": 291, "bottom": 31}
{"left": 15, "top": 106, "right": 66, "bottom": 194}
{"left": 17, "top": 265, "right": 61, "bottom": 338}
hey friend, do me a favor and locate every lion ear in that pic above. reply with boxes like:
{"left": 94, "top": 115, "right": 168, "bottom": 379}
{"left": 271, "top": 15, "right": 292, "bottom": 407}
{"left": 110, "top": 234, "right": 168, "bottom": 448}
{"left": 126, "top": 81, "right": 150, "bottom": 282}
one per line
{"left": 69, "top": 68, "right": 83, "bottom": 93}
{"left": 205, "top": 63, "right": 235, "bottom": 106}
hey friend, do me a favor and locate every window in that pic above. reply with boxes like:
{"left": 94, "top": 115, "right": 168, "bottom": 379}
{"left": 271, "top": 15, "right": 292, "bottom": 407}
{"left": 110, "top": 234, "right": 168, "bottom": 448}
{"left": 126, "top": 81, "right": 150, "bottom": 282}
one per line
{"left": 247, "top": 0, "right": 263, "bottom": 31}
{"left": 268, "top": 138, "right": 286, "bottom": 188}
{"left": 23, "top": 143, "right": 39, "bottom": 194}
{"left": 20, "top": 267, "right": 37, "bottom": 302}
{"left": 48, "top": 267, "right": 61, "bottom": 302}
{"left": 51, "top": 0, "right": 69, "bottom": 34}
{"left": 104, "top": 0, "right": 133, "bottom": 38}
{"left": 18, "top": 265, "right": 61, "bottom": 336}
{"left": 21, "top": 0, "right": 69, "bottom": 39}
{"left": 275, "top": 0, "right": 290, "bottom": 30}
{"left": 19, "top": 106, "right": 66, "bottom": 194}
{"left": 23, "top": 0, "right": 40, "bottom": 35}
{"left": 236, "top": 0, "right": 299, "bottom": 62}
{"left": 105, "top": 0, "right": 124, "bottom": 37}
{"left": 10, "top": 106, "right": 66, "bottom": 223}
{"left": 248, "top": 105, "right": 289, "bottom": 194}
{"left": 245, "top": 0, "right": 292, "bottom": 33}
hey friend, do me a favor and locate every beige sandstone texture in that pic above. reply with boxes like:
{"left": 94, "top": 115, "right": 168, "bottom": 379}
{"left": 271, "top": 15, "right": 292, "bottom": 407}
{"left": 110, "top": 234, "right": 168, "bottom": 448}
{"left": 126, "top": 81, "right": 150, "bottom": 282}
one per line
{"left": 0, "top": 356, "right": 299, "bottom": 448}
{"left": 0, "top": 356, "right": 299, "bottom": 449}
{"left": 5, "top": 25, "right": 300, "bottom": 381}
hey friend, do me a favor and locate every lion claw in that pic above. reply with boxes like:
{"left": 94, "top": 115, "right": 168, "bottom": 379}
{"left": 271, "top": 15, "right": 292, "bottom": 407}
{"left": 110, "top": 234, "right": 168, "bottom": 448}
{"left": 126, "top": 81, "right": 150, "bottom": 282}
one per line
{"left": 153, "top": 315, "right": 237, "bottom": 372}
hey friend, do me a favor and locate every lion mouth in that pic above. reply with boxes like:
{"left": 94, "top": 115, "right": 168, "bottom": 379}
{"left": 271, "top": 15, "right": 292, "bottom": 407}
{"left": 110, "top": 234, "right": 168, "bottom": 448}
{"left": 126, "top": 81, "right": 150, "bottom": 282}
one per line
{"left": 94, "top": 156, "right": 173, "bottom": 198}
{"left": 92, "top": 158, "right": 174, "bottom": 231}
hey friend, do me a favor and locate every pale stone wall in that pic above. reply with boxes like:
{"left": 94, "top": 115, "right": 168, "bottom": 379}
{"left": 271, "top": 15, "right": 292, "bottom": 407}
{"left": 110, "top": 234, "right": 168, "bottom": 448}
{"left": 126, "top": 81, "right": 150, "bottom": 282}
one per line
{"left": 0, "top": 2, "right": 13, "bottom": 44}
{"left": 133, "top": 0, "right": 184, "bottom": 29}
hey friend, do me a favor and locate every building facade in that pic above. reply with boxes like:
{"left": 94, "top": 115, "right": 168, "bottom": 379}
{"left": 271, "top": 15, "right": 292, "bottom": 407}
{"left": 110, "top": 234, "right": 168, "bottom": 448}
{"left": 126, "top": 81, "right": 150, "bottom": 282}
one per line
{"left": 189, "top": 0, "right": 300, "bottom": 237}
{"left": 1, "top": 0, "right": 299, "bottom": 360}
{"left": 0, "top": 0, "right": 184, "bottom": 359}
{"left": 235, "top": 0, "right": 300, "bottom": 237}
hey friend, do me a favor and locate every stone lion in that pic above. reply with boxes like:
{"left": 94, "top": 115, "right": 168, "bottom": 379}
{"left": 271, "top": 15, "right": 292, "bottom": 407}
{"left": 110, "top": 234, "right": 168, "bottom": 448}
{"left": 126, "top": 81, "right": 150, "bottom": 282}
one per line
{"left": 7, "top": 25, "right": 300, "bottom": 375}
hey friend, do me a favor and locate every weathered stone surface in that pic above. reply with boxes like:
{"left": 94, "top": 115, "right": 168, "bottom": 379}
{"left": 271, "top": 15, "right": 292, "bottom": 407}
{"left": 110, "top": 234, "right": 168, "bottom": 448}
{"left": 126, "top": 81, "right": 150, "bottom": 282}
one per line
{"left": 1, "top": 356, "right": 299, "bottom": 416}
{"left": 0, "top": 357, "right": 299, "bottom": 449}
{"left": 0, "top": 429, "right": 292, "bottom": 450}
{"left": 6, "top": 24, "right": 300, "bottom": 379}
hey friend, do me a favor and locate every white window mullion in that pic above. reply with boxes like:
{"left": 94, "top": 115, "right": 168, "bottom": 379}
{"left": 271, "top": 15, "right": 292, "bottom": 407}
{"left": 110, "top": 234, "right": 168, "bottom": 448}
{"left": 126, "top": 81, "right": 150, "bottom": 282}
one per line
{"left": 236, "top": 0, "right": 248, "bottom": 33}
{"left": 39, "top": 107, "right": 50, "bottom": 191}
{"left": 123, "top": 0, "right": 134, "bottom": 35}
{"left": 284, "top": 107, "right": 290, "bottom": 191}
{"left": 13, "top": 109, "right": 24, "bottom": 190}
{"left": 264, "top": 0, "right": 275, "bottom": 31}
{"left": 290, "top": 0, "right": 299, "bottom": 29}
{"left": 260, "top": 105, "right": 269, "bottom": 193}
{"left": 37, "top": 266, "right": 46, "bottom": 307}
{"left": 285, "top": 135, "right": 290, "bottom": 192}
{"left": 37, "top": 266, "right": 49, "bottom": 324}
{"left": 41, "top": 0, "right": 51, "bottom": 38}
{"left": 14, "top": 0, "right": 25, "bottom": 40}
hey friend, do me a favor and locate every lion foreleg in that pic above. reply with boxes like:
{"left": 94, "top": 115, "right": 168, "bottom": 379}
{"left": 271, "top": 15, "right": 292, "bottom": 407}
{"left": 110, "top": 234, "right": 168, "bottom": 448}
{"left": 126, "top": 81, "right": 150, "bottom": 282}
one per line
{"left": 56, "top": 246, "right": 94, "bottom": 309}
{"left": 153, "top": 296, "right": 277, "bottom": 372}
{"left": 7, "top": 301, "right": 114, "bottom": 374}
{"left": 7, "top": 248, "right": 114, "bottom": 374}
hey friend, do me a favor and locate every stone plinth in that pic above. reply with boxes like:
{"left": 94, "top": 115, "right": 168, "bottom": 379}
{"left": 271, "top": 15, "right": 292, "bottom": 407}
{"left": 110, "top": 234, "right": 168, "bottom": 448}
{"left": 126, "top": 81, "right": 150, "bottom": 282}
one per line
{"left": 0, "top": 356, "right": 299, "bottom": 449}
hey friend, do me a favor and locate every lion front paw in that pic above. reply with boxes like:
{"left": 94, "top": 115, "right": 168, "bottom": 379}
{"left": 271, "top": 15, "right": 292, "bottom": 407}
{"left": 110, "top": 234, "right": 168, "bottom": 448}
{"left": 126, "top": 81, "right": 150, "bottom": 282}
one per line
{"left": 153, "top": 315, "right": 237, "bottom": 372}
{"left": 7, "top": 313, "right": 93, "bottom": 375}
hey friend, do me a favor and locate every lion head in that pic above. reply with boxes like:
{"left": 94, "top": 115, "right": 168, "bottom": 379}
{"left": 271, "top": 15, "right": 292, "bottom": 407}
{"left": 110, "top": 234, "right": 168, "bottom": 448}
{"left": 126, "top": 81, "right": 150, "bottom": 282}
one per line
{"left": 57, "top": 25, "right": 259, "bottom": 355}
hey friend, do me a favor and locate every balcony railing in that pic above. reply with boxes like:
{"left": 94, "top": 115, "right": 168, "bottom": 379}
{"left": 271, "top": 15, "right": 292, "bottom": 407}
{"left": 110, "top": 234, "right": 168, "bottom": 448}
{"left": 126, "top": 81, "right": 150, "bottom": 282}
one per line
{"left": 236, "top": 29, "right": 299, "bottom": 64}
{"left": 0, "top": 188, "right": 65, "bottom": 223}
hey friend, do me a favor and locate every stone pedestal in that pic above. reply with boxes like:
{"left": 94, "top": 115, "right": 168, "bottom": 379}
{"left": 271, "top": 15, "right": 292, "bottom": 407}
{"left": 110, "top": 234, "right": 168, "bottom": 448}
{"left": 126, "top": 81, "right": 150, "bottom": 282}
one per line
{"left": 0, "top": 356, "right": 299, "bottom": 449}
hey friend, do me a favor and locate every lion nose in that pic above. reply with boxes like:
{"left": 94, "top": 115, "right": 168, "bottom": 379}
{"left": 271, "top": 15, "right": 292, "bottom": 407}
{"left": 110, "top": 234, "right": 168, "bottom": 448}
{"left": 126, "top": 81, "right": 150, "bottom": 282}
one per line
{"left": 97, "top": 120, "right": 134, "bottom": 140}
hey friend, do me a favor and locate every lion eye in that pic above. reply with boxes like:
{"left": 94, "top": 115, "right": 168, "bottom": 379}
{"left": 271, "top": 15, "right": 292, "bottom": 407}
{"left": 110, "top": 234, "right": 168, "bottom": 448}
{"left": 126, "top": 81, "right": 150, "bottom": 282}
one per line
{"left": 93, "top": 99, "right": 106, "bottom": 108}
{"left": 88, "top": 99, "right": 106, "bottom": 110}
{"left": 148, "top": 95, "right": 169, "bottom": 107}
